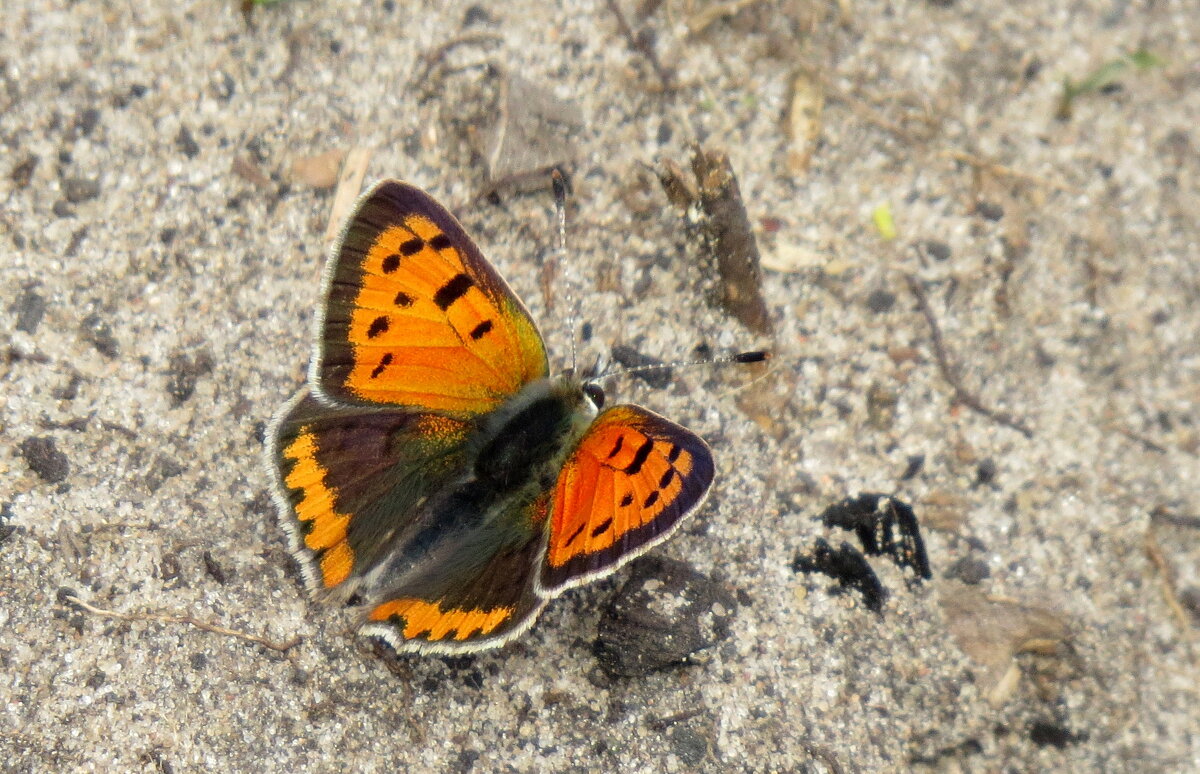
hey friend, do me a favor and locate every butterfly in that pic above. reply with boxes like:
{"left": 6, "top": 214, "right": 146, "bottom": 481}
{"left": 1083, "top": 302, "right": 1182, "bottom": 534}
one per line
{"left": 266, "top": 181, "right": 716, "bottom": 654}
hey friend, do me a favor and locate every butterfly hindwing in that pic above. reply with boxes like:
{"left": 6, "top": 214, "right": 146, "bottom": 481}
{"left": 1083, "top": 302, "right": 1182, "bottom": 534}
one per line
{"left": 315, "top": 181, "right": 548, "bottom": 417}
{"left": 540, "top": 405, "right": 715, "bottom": 593}
{"left": 359, "top": 494, "right": 552, "bottom": 654}
{"left": 267, "top": 388, "right": 473, "bottom": 596}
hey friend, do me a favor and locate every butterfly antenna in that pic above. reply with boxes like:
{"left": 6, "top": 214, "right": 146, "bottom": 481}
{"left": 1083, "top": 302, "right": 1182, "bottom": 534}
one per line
{"left": 596, "top": 350, "right": 770, "bottom": 383}
{"left": 551, "top": 169, "right": 580, "bottom": 374}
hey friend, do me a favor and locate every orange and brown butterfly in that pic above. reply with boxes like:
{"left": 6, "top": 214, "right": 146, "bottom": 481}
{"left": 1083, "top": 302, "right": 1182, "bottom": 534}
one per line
{"left": 266, "top": 180, "right": 728, "bottom": 654}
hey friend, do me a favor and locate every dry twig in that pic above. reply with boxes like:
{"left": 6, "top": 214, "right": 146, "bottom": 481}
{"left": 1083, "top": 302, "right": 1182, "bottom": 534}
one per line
{"left": 605, "top": 0, "right": 674, "bottom": 90}
{"left": 62, "top": 592, "right": 301, "bottom": 653}
{"left": 904, "top": 275, "right": 1033, "bottom": 439}
{"left": 942, "top": 149, "right": 1076, "bottom": 194}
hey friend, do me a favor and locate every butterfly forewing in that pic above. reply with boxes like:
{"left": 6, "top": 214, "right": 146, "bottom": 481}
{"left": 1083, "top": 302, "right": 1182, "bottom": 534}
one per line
{"left": 316, "top": 181, "right": 548, "bottom": 417}
{"left": 540, "top": 405, "right": 715, "bottom": 593}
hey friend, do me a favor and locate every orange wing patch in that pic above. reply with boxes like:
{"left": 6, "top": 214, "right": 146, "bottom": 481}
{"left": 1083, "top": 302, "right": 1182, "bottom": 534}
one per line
{"left": 542, "top": 406, "right": 715, "bottom": 592}
{"left": 318, "top": 182, "right": 547, "bottom": 416}
{"left": 282, "top": 429, "right": 356, "bottom": 588}
{"left": 368, "top": 598, "right": 514, "bottom": 642}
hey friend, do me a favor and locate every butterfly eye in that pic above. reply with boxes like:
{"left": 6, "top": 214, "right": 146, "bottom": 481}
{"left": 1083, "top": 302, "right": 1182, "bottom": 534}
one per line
{"left": 583, "top": 383, "right": 605, "bottom": 409}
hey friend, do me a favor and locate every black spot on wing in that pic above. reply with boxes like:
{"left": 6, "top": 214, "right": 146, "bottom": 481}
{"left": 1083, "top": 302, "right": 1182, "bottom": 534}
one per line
{"left": 381, "top": 254, "right": 401, "bottom": 273}
{"left": 591, "top": 517, "right": 613, "bottom": 538}
{"left": 623, "top": 438, "right": 654, "bottom": 475}
{"left": 659, "top": 468, "right": 676, "bottom": 488}
{"left": 619, "top": 493, "right": 633, "bottom": 507}
{"left": 367, "top": 316, "right": 389, "bottom": 338}
{"left": 394, "top": 291, "right": 413, "bottom": 307}
{"left": 370, "top": 352, "right": 393, "bottom": 379}
{"left": 469, "top": 320, "right": 493, "bottom": 340}
{"left": 399, "top": 238, "right": 424, "bottom": 256}
{"left": 643, "top": 491, "right": 659, "bottom": 508}
{"left": 565, "top": 521, "right": 587, "bottom": 547}
{"left": 434, "top": 273, "right": 473, "bottom": 311}
{"left": 606, "top": 435, "right": 624, "bottom": 459}
{"left": 429, "top": 234, "right": 453, "bottom": 251}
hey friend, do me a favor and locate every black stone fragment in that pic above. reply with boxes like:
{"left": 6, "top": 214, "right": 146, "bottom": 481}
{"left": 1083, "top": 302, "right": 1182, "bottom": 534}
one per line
{"left": 75, "top": 107, "right": 101, "bottom": 136}
{"left": 792, "top": 538, "right": 887, "bottom": 612}
{"left": 176, "top": 125, "right": 200, "bottom": 159}
{"left": 20, "top": 436, "right": 70, "bottom": 483}
{"left": 975, "top": 201, "right": 1004, "bottom": 221}
{"left": 921, "top": 240, "right": 951, "bottom": 262}
{"left": 1029, "top": 720, "right": 1081, "bottom": 748}
{"left": 0, "top": 503, "right": 15, "bottom": 547}
{"left": 10, "top": 155, "right": 37, "bottom": 189}
{"left": 13, "top": 288, "right": 46, "bottom": 334}
{"left": 944, "top": 555, "right": 990, "bottom": 585}
{"left": 166, "top": 350, "right": 214, "bottom": 405}
{"left": 818, "top": 493, "right": 932, "bottom": 580}
{"left": 144, "top": 454, "right": 184, "bottom": 493}
{"left": 62, "top": 177, "right": 100, "bottom": 204}
{"left": 202, "top": 550, "right": 228, "bottom": 585}
{"left": 610, "top": 344, "right": 672, "bottom": 389}
{"left": 900, "top": 454, "right": 925, "bottom": 481}
{"left": 865, "top": 289, "right": 897, "bottom": 313}
{"left": 80, "top": 313, "right": 118, "bottom": 357}
{"left": 593, "top": 555, "right": 737, "bottom": 678}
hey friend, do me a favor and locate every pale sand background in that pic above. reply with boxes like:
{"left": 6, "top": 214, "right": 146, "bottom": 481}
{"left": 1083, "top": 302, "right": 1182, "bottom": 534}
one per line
{"left": 2, "top": 1, "right": 1198, "bottom": 772}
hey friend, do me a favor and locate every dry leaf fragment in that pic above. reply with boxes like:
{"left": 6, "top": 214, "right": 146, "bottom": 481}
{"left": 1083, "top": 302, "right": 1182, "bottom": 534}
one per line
{"left": 785, "top": 70, "right": 824, "bottom": 174}
{"left": 472, "top": 72, "right": 583, "bottom": 193}
{"left": 940, "top": 584, "right": 1068, "bottom": 706}
{"left": 659, "top": 147, "right": 774, "bottom": 335}
{"left": 323, "top": 147, "right": 373, "bottom": 243}
{"left": 289, "top": 148, "right": 346, "bottom": 189}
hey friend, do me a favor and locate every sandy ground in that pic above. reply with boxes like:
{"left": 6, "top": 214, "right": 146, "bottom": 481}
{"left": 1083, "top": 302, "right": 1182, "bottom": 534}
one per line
{"left": 2, "top": 1, "right": 1198, "bottom": 772}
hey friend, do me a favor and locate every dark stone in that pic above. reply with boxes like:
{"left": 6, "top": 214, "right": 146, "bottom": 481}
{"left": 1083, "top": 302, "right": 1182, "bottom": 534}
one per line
{"left": 176, "top": 126, "right": 200, "bottom": 159}
{"left": 921, "top": 240, "right": 951, "bottom": 261}
{"left": 20, "top": 436, "right": 70, "bottom": 483}
{"left": 53, "top": 200, "right": 75, "bottom": 218}
{"left": 975, "top": 458, "right": 997, "bottom": 486}
{"left": 593, "top": 555, "right": 737, "bottom": 678}
{"left": 80, "top": 313, "right": 118, "bottom": 357}
{"left": 944, "top": 555, "right": 990, "bottom": 585}
{"left": 865, "top": 289, "right": 897, "bottom": 313}
{"left": 668, "top": 726, "right": 711, "bottom": 766}
{"left": 900, "top": 454, "right": 925, "bottom": 481}
{"left": 453, "top": 750, "right": 480, "bottom": 774}
{"left": 0, "top": 503, "right": 14, "bottom": 547}
{"left": 54, "top": 373, "right": 82, "bottom": 401}
{"left": 10, "top": 155, "right": 37, "bottom": 189}
{"left": 145, "top": 454, "right": 185, "bottom": 493}
{"left": 462, "top": 5, "right": 493, "bottom": 26}
{"left": 13, "top": 288, "right": 46, "bottom": 334}
{"left": 1029, "top": 720, "right": 1078, "bottom": 748}
{"left": 202, "top": 550, "right": 228, "bottom": 585}
{"left": 975, "top": 201, "right": 1004, "bottom": 221}
{"left": 86, "top": 670, "right": 106, "bottom": 689}
{"left": 610, "top": 344, "right": 672, "bottom": 389}
{"left": 190, "top": 652, "right": 208, "bottom": 670}
{"left": 166, "top": 350, "right": 214, "bottom": 405}
{"left": 62, "top": 177, "right": 100, "bottom": 204}
{"left": 75, "top": 107, "right": 101, "bottom": 136}
{"left": 792, "top": 538, "right": 887, "bottom": 612}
